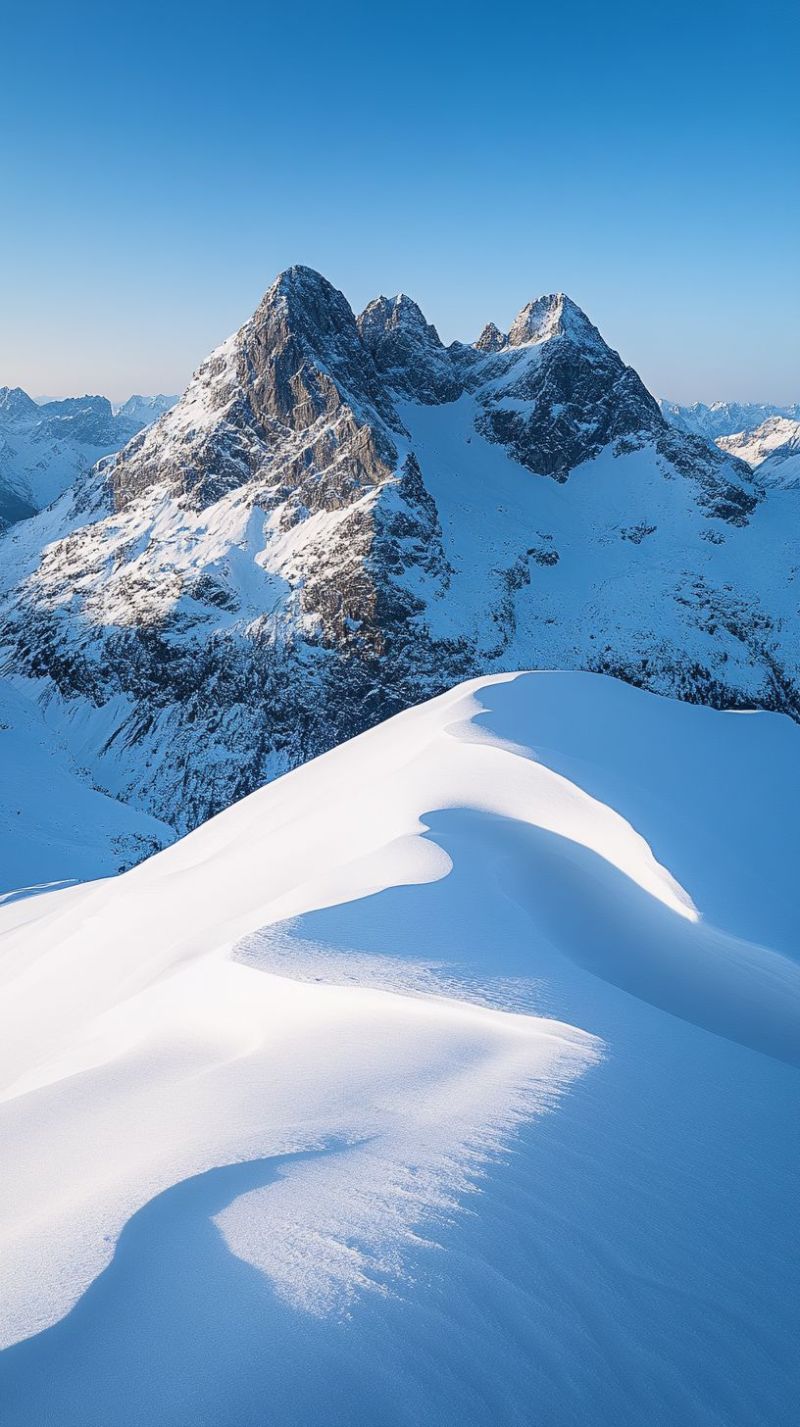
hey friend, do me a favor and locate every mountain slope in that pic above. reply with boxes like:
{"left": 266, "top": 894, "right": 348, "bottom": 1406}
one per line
{"left": 2, "top": 267, "right": 797, "bottom": 835}
{"left": 758, "top": 431, "right": 800, "bottom": 488}
{"left": 0, "top": 679, "right": 174, "bottom": 897}
{"left": 0, "top": 672, "right": 798, "bottom": 1426}
{"left": 716, "top": 413, "right": 800, "bottom": 490}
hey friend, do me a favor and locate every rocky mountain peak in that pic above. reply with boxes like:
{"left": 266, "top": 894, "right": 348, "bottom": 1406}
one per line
{"left": 507, "top": 292, "right": 602, "bottom": 349}
{"left": 474, "top": 322, "right": 508, "bottom": 353}
{"left": 357, "top": 292, "right": 461, "bottom": 404}
{"left": 0, "top": 386, "right": 39, "bottom": 421}
{"left": 106, "top": 265, "right": 404, "bottom": 514}
{"left": 358, "top": 292, "right": 431, "bottom": 337}
{"left": 242, "top": 265, "right": 397, "bottom": 432}
{"left": 257, "top": 265, "right": 360, "bottom": 344}
{"left": 0, "top": 262, "right": 783, "bottom": 846}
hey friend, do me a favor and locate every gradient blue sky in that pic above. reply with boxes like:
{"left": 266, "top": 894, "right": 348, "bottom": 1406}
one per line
{"left": 2, "top": 0, "right": 798, "bottom": 403}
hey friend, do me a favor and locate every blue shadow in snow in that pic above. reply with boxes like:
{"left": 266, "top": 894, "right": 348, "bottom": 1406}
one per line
{"left": 0, "top": 1144, "right": 355, "bottom": 1427}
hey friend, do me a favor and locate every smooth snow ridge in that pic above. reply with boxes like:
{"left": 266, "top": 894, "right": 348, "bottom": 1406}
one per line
{"left": 0, "top": 673, "right": 606, "bottom": 1345}
{"left": 2, "top": 670, "right": 800, "bottom": 1361}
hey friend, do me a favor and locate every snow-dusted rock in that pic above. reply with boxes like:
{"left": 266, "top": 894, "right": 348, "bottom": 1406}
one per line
{"left": 0, "top": 267, "right": 795, "bottom": 837}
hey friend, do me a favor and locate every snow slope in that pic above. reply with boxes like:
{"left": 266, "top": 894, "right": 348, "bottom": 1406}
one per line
{"left": 711, "top": 414, "right": 800, "bottom": 488}
{"left": 0, "top": 679, "right": 174, "bottom": 897}
{"left": 0, "top": 671, "right": 798, "bottom": 1426}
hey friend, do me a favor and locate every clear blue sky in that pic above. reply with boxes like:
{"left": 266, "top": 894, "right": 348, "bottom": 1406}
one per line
{"left": 2, "top": 0, "right": 798, "bottom": 403}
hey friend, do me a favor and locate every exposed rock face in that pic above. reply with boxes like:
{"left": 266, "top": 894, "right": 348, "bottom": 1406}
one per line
{"left": 1, "top": 265, "right": 795, "bottom": 838}
{"left": 358, "top": 294, "right": 461, "bottom": 404}
{"left": 110, "top": 269, "right": 400, "bottom": 516}
{"left": 468, "top": 294, "right": 666, "bottom": 482}
{"left": 474, "top": 322, "right": 508, "bottom": 353}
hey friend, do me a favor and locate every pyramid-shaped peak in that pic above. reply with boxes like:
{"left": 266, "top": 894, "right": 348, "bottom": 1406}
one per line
{"left": 507, "top": 293, "right": 603, "bottom": 349}
{"left": 253, "top": 266, "right": 359, "bottom": 344}
{"left": 0, "top": 386, "right": 39, "bottom": 420}
{"left": 474, "top": 321, "right": 508, "bottom": 353}
{"left": 358, "top": 292, "right": 439, "bottom": 343}
{"left": 270, "top": 264, "right": 340, "bottom": 298}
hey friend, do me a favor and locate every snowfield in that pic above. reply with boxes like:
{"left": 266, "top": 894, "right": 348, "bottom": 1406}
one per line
{"left": 0, "top": 671, "right": 798, "bottom": 1425}
{"left": 0, "top": 678, "right": 173, "bottom": 897}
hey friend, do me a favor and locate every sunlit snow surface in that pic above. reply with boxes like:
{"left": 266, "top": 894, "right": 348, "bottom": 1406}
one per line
{"left": 1, "top": 672, "right": 799, "bottom": 1426}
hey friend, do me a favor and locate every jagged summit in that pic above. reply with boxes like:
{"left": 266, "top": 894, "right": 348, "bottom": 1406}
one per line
{"left": 0, "top": 386, "right": 39, "bottom": 419}
{"left": 358, "top": 291, "right": 460, "bottom": 404}
{"left": 0, "top": 262, "right": 777, "bottom": 835}
{"left": 507, "top": 292, "right": 603, "bottom": 348}
{"left": 359, "top": 292, "right": 432, "bottom": 332}
{"left": 105, "top": 265, "right": 754, "bottom": 511}
{"left": 473, "top": 295, "right": 600, "bottom": 355}
{"left": 474, "top": 322, "right": 507, "bottom": 352}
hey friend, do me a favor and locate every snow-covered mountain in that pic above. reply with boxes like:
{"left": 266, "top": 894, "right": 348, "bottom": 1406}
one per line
{"left": 1, "top": 266, "right": 797, "bottom": 836}
{"left": 0, "top": 388, "right": 176, "bottom": 529}
{"left": 757, "top": 429, "right": 800, "bottom": 488}
{"left": 717, "top": 413, "right": 800, "bottom": 466}
{"left": 662, "top": 400, "right": 800, "bottom": 485}
{"left": 717, "top": 412, "right": 800, "bottom": 482}
{"left": 1, "top": 671, "right": 798, "bottom": 1425}
{"left": 112, "top": 393, "right": 178, "bottom": 424}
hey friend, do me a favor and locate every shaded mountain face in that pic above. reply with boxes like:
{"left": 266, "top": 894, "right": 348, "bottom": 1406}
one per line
{"left": 0, "top": 389, "right": 175, "bottom": 530}
{"left": 1, "top": 265, "right": 795, "bottom": 834}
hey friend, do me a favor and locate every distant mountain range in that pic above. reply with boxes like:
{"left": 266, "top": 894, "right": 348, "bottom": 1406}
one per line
{"left": 0, "top": 389, "right": 176, "bottom": 529}
{"left": 1, "top": 266, "right": 798, "bottom": 848}
{"left": 661, "top": 399, "right": 800, "bottom": 483}
{"left": 660, "top": 399, "right": 800, "bottom": 441}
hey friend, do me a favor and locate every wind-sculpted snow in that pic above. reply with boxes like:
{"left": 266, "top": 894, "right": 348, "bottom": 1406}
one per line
{"left": 0, "top": 673, "right": 611, "bottom": 1345}
{"left": 1, "top": 672, "right": 798, "bottom": 1426}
